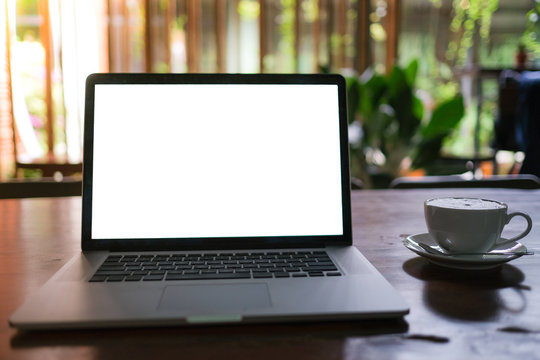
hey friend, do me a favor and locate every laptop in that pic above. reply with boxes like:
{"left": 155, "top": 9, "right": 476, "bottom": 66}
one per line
{"left": 10, "top": 73, "right": 408, "bottom": 330}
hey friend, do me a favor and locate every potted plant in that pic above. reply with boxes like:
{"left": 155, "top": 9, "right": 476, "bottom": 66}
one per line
{"left": 347, "top": 60, "right": 465, "bottom": 188}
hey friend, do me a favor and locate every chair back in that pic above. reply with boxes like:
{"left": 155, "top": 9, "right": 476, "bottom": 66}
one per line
{"left": 389, "top": 174, "right": 540, "bottom": 189}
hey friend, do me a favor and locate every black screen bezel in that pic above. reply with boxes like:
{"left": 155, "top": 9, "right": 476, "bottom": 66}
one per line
{"left": 82, "top": 73, "right": 352, "bottom": 251}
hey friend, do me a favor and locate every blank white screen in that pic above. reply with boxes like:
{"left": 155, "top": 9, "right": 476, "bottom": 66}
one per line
{"left": 91, "top": 84, "right": 343, "bottom": 239}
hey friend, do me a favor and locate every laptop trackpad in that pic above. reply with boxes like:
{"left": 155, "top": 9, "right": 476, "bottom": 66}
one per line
{"left": 158, "top": 283, "right": 272, "bottom": 314}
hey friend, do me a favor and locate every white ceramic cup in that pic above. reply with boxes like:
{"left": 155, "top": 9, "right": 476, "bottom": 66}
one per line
{"left": 424, "top": 197, "right": 532, "bottom": 253}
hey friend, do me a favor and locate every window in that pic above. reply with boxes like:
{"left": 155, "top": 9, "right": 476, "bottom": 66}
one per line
{"left": 2, "top": 0, "right": 397, "bottom": 179}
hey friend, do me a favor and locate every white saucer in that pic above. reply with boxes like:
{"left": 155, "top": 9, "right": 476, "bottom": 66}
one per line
{"left": 403, "top": 233, "right": 529, "bottom": 270}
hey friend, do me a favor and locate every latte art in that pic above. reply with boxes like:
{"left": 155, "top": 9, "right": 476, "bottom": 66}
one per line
{"left": 426, "top": 197, "right": 505, "bottom": 210}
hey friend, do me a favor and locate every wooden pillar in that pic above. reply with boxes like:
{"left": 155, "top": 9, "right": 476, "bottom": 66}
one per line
{"left": 313, "top": 0, "right": 320, "bottom": 72}
{"left": 355, "top": 0, "right": 370, "bottom": 74}
{"left": 385, "top": 0, "right": 399, "bottom": 73}
{"left": 187, "top": 0, "right": 201, "bottom": 72}
{"left": 294, "top": 0, "right": 301, "bottom": 72}
{"left": 336, "top": 0, "right": 346, "bottom": 70}
{"left": 165, "top": 0, "right": 176, "bottom": 71}
{"left": 144, "top": 0, "right": 152, "bottom": 72}
{"left": 258, "top": 0, "right": 267, "bottom": 73}
{"left": 107, "top": 0, "right": 114, "bottom": 71}
{"left": 325, "top": 0, "right": 333, "bottom": 70}
{"left": 215, "top": 0, "right": 227, "bottom": 72}
{"left": 122, "top": 0, "right": 131, "bottom": 72}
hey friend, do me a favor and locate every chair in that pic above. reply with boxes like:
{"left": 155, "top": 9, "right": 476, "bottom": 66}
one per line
{"left": 516, "top": 71, "right": 540, "bottom": 178}
{"left": 494, "top": 71, "right": 522, "bottom": 153}
{"left": 389, "top": 174, "right": 540, "bottom": 189}
{"left": 0, "top": 177, "right": 82, "bottom": 199}
{"left": 14, "top": 161, "right": 82, "bottom": 178}
{"left": 492, "top": 70, "right": 522, "bottom": 174}
{"left": 492, "top": 70, "right": 540, "bottom": 177}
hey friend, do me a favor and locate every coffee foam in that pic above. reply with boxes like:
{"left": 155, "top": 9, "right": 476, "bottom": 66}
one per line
{"left": 427, "top": 197, "right": 505, "bottom": 210}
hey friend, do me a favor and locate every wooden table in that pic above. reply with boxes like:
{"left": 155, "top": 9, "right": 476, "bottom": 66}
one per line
{"left": 1, "top": 189, "right": 539, "bottom": 359}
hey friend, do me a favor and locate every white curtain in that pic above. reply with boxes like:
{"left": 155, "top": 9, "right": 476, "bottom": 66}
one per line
{"left": 57, "top": 0, "right": 102, "bottom": 163}
{"left": 6, "top": 0, "right": 44, "bottom": 161}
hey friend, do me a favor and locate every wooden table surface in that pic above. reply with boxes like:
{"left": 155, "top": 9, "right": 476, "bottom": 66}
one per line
{"left": 1, "top": 189, "right": 539, "bottom": 360}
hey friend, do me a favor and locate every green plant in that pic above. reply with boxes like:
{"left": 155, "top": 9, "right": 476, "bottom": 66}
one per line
{"left": 444, "top": 0, "right": 499, "bottom": 66}
{"left": 522, "top": 3, "right": 540, "bottom": 58}
{"left": 347, "top": 59, "right": 465, "bottom": 188}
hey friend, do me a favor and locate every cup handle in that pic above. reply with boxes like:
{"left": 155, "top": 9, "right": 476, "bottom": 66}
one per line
{"left": 496, "top": 211, "right": 533, "bottom": 247}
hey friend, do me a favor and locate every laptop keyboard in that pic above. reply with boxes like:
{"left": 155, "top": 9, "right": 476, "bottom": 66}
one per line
{"left": 89, "top": 250, "right": 341, "bottom": 282}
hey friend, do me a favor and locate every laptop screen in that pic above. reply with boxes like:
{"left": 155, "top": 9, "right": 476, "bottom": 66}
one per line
{"left": 82, "top": 74, "right": 351, "bottom": 250}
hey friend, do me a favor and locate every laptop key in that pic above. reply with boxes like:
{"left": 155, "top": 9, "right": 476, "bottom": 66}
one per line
{"left": 218, "top": 269, "right": 234, "bottom": 273}
{"left": 302, "top": 265, "right": 337, "bottom": 272}
{"left": 125, "top": 275, "right": 144, "bottom": 281}
{"left": 201, "top": 270, "right": 217, "bottom": 274}
{"left": 327, "top": 272, "right": 342, "bottom": 276}
{"left": 126, "top": 266, "right": 142, "bottom": 271}
{"left": 98, "top": 265, "right": 125, "bottom": 271}
{"left": 210, "top": 265, "right": 226, "bottom": 269}
{"left": 95, "top": 271, "right": 131, "bottom": 276}
{"left": 176, "top": 265, "right": 192, "bottom": 270}
{"left": 89, "top": 275, "right": 108, "bottom": 282}
{"left": 307, "top": 261, "right": 335, "bottom": 267}
{"left": 252, "top": 269, "right": 268, "bottom": 273}
{"left": 253, "top": 273, "right": 273, "bottom": 279}
{"left": 107, "top": 275, "right": 125, "bottom": 282}
{"left": 143, "top": 266, "right": 159, "bottom": 270}
{"left": 132, "top": 270, "right": 149, "bottom": 275}
{"left": 143, "top": 275, "right": 164, "bottom": 281}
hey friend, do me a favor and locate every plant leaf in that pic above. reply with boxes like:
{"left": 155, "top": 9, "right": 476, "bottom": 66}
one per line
{"left": 388, "top": 65, "right": 408, "bottom": 98}
{"left": 404, "top": 59, "right": 419, "bottom": 86}
{"left": 412, "top": 95, "right": 424, "bottom": 120}
{"left": 411, "top": 135, "right": 446, "bottom": 169}
{"left": 360, "top": 73, "right": 387, "bottom": 118}
{"left": 422, "top": 95, "right": 464, "bottom": 138}
{"left": 387, "top": 67, "right": 421, "bottom": 141}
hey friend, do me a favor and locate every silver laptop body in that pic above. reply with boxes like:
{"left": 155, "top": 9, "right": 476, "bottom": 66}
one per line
{"left": 10, "top": 73, "right": 408, "bottom": 330}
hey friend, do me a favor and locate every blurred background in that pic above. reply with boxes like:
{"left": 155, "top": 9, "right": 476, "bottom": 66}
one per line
{"left": 1, "top": 0, "right": 539, "bottom": 188}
